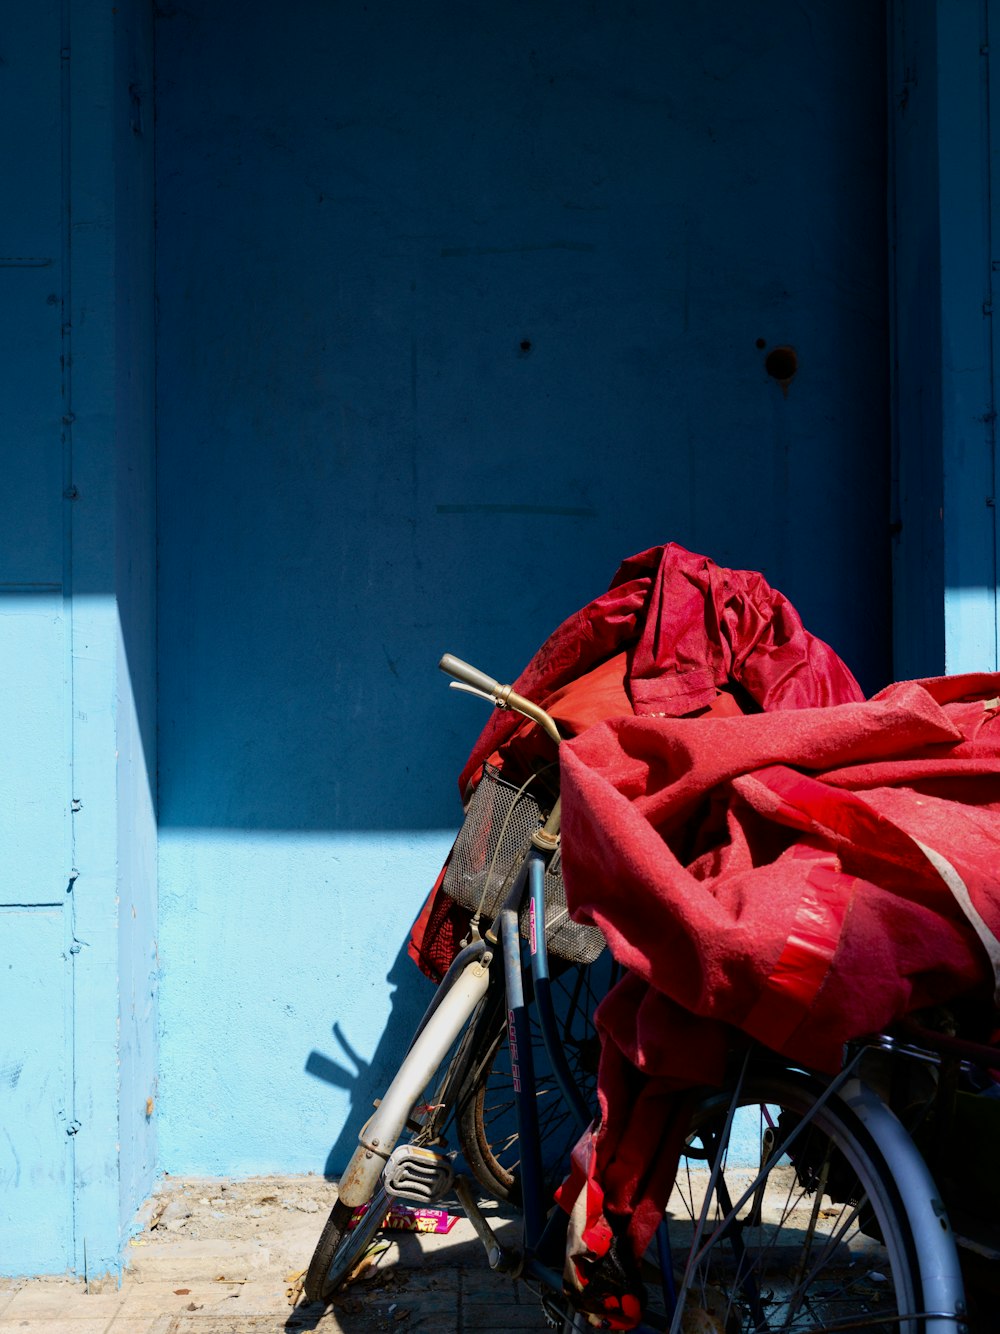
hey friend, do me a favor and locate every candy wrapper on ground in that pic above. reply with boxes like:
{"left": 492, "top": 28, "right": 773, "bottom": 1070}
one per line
{"left": 348, "top": 1202, "right": 458, "bottom": 1234}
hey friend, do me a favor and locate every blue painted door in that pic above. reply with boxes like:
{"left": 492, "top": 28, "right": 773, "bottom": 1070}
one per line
{"left": 155, "top": 2, "right": 894, "bottom": 1179}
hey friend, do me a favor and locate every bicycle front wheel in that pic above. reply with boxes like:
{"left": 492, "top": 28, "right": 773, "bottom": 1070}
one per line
{"left": 644, "top": 1070, "right": 924, "bottom": 1333}
{"left": 303, "top": 984, "right": 496, "bottom": 1304}
{"left": 303, "top": 1191, "right": 390, "bottom": 1304}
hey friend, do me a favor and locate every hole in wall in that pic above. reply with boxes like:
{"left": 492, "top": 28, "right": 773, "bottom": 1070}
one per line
{"left": 768, "top": 346, "right": 800, "bottom": 384}
{"left": 765, "top": 345, "right": 798, "bottom": 386}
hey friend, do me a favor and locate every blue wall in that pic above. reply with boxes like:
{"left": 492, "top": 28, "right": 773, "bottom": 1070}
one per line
{"left": 9, "top": 0, "right": 1000, "bottom": 1280}
{"left": 890, "top": 0, "right": 1000, "bottom": 679}
{"left": 112, "top": 0, "right": 158, "bottom": 1250}
{"left": 154, "top": 0, "right": 891, "bottom": 1177}
{"left": 0, "top": 0, "right": 156, "bottom": 1277}
{"left": 0, "top": 0, "right": 74, "bottom": 1272}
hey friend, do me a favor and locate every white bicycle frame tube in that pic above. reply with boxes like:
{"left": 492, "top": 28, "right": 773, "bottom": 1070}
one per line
{"left": 336, "top": 951, "right": 491, "bottom": 1209}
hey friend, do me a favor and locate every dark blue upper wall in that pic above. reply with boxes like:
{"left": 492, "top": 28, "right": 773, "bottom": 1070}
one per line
{"left": 889, "top": 0, "right": 999, "bottom": 679}
{"left": 156, "top": 0, "right": 889, "bottom": 833}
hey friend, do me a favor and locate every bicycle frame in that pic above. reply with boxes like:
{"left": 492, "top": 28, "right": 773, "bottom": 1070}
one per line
{"left": 333, "top": 851, "right": 595, "bottom": 1302}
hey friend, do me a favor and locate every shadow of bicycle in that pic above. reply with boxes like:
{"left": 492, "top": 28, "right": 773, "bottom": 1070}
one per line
{"left": 304, "top": 938, "right": 438, "bottom": 1181}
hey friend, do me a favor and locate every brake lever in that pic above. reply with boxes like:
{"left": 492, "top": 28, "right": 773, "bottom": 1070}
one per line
{"left": 448, "top": 681, "right": 500, "bottom": 706}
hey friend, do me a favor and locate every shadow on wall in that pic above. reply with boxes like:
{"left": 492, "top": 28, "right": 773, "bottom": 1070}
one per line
{"left": 155, "top": 0, "right": 894, "bottom": 840}
{"left": 306, "top": 940, "right": 439, "bottom": 1179}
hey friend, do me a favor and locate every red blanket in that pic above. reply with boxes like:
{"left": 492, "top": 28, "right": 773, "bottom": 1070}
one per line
{"left": 556, "top": 676, "right": 1000, "bottom": 1302}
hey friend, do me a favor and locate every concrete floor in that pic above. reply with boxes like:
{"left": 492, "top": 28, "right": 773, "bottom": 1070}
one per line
{"left": 0, "top": 1178, "right": 554, "bottom": 1333}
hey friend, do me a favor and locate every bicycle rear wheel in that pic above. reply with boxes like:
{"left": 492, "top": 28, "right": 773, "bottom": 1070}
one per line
{"left": 642, "top": 1070, "right": 924, "bottom": 1333}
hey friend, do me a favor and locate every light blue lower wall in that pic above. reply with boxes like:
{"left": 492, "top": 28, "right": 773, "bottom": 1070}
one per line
{"left": 157, "top": 832, "right": 446, "bottom": 1175}
{"left": 115, "top": 623, "right": 158, "bottom": 1237}
{"left": 0, "top": 909, "right": 72, "bottom": 1273}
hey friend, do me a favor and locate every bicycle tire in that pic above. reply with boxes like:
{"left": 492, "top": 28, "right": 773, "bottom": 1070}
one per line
{"left": 303, "top": 1193, "right": 389, "bottom": 1303}
{"left": 642, "top": 1069, "right": 924, "bottom": 1333}
{"left": 457, "top": 953, "right": 615, "bottom": 1203}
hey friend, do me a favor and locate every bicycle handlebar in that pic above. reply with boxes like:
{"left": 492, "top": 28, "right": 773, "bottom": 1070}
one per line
{"left": 438, "top": 653, "right": 563, "bottom": 747}
{"left": 438, "top": 654, "right": 503, "bottom": 699}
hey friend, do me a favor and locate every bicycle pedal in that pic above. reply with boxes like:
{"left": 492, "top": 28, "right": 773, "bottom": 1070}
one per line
{"left": 382, "top": 1144, "right": 455, "bottom": 1203}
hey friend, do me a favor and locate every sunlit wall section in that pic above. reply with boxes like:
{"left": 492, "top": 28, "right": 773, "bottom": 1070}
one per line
{"left": 0, "top": 2, "right": 76, "bottom": 1276}
{"left": 0, "top": 0, "right": 156, "bottom": 1276}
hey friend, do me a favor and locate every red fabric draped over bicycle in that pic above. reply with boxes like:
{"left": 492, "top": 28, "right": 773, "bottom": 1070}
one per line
{"left": 557, "top": 675, "right": 1000, "bottom": 1300}
{"left": 408, "top": 540, "right": 865, "bottom": 980}
{"left": 409, "top": 542, "right": 1000, "bottom": 1319}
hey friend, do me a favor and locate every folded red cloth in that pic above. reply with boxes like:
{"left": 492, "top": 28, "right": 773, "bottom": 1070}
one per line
{"left": 458, "top": 541, "right": 864, "bottom": 794}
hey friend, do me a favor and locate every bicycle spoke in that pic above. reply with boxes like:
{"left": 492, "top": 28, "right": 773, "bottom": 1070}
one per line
{"left": 655, "top": 1075, "right": 923, "bottom": 1334}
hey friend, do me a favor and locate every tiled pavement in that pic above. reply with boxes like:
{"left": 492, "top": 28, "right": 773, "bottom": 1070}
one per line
{"left": 0, "top": 1268, "right": 552, "bottom": 1333}
{"left": 0, "top": 1181, "right": 555, "bottom": 1333}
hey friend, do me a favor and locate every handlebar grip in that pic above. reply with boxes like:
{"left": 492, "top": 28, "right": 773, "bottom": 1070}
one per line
{"left": 438, "top": 654, "right": 504, "bottom": 698}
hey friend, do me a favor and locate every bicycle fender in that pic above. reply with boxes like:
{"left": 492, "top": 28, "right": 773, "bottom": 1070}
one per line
{"left": 841, "top": 1077, "right": 967, "bottom": 1334}
{"left": 336, "top": 953, "right": 491, "bottom": 1209}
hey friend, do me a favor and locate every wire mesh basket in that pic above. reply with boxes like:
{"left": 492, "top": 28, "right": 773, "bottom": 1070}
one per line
{"left": 441, "top": 764, "right": 605, "bottom": 965}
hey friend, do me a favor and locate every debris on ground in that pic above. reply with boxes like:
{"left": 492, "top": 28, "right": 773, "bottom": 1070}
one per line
{"left": 142, "top": 1174, "right": 337, "bottom": 1242}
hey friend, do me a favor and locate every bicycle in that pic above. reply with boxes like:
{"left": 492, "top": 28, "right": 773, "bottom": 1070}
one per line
{"left": 303, "top": 654, "right": 968, "bottom": 1333}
